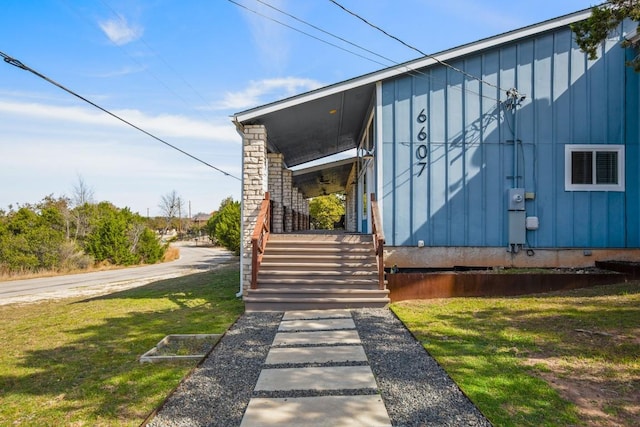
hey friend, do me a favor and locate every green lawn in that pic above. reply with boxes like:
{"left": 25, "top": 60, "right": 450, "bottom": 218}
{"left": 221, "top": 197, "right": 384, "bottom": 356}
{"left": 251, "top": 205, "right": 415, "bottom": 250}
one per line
{"left": 392, "top": 281, "right": 640, "bottom": 427}
{"left": 0, "top": 265, "right": 244, "bottom": 426}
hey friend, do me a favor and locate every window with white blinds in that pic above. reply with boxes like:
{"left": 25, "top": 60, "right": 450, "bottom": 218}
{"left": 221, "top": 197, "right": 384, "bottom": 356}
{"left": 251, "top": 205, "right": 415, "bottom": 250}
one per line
{"left": 565, "top": 145, "right": 625, "bottom": 191}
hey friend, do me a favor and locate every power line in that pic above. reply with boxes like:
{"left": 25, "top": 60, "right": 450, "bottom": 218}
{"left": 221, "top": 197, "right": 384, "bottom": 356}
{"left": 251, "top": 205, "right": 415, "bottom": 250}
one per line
{"left": 98, "top": 0, "right": 219, "bottom": 116}
{"left": 253, "top": 0, "right": 398, "bottom": 65}
{"left": 226, "top": 0, "right": 390, "bottom": 68}
{"left": 0, "top": 50, "right": 240, "bottom": 181}
{"left": 232, "top": 0, "right": 501, "bottom": 102}
{"left": 327, "top": 0, "right": 510, "bottom": 94}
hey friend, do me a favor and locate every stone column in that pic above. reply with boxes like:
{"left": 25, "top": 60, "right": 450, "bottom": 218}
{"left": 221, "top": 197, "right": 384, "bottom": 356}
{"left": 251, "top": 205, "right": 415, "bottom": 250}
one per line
{"left": 241, "top": 125, "right": 267, "bottom": 293}
{"left": 283, "top": 169, "right": 292, "bottom": 232}
{"left": 267, "top": 153, "right": 284, "bottom": 233}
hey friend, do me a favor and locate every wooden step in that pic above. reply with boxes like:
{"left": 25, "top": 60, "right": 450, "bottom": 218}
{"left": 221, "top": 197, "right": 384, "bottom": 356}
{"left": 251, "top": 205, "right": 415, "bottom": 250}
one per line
{"left": 260, "top": 262, "right": 377, "bottom": 271}
{"left": 248, "top": 233, "right": 387, "bottom": 311}
{"left": 257, "top": 272, "right": 378, "bottom": 282}
{"left": 244, "top": 296, "right": 390, "bottom": 311}
{"left": 262, "top": 252, "right": 373, "bottom": 260}
{"left": 256, "top": 277, "right": 380, "bottom": 289}
{"left": 268, "top": 233, "right": 373, "bottom": 243}
{"left": 247, "top": 288, "right": 389, "bottom": 299}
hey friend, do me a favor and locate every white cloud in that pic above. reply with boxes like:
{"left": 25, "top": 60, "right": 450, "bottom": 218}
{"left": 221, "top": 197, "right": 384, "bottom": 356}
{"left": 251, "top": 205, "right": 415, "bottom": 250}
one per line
{"left": 0, "top": 99, "right": 242, "bottom": 214}
{"left": 239, "top": 0, "right": 292, "bottom": 71}
{"left": 99, "top": 15, "right": 143, "bottom": 46}
{"left": 0, "top": 99, "right": 238, "bottom": 143}
{"left": 216, "top": 77, "right": 324, "bottom": 110}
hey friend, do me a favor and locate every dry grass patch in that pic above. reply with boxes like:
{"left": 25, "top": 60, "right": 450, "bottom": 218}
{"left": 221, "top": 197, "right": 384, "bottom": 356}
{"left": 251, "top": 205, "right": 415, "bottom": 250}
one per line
{"left": 162, "top": 246, "right": 180, "bottom": 262}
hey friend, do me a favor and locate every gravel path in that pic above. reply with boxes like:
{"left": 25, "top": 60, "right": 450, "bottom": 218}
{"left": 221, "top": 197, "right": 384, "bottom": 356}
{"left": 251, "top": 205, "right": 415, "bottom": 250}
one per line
{"left": 147, "top": 312, "right": 282, "bottom": 427}
{"left": 354, "top": 308, "right": 491, "bottom": 426}
{"left": 147, "top": 309, "right": 491, "bottom": 427}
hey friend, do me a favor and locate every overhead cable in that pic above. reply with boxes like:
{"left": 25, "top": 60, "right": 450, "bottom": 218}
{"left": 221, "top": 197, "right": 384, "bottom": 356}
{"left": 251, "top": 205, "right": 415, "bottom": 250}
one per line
{"left": 226, "top": 0, "right": 390, "bottom": 68}
{"left": 233, "top": 0, "right": 500, "bottom": 102}
{"left": 0, "top": 51, "right": 240, "bottom": 181}
{"left": 328, "top": 0, "right": 510, "bottom": 94}
{"left": 253, "top": 0, "right": 398, "bottom": 65}
{"left": 98, "top": 0, "right": 219, "bottom": 117}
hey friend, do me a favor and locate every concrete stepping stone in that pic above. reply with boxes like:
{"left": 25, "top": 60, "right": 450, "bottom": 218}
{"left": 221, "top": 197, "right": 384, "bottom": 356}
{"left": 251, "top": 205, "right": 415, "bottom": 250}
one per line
{"left": 240, "top": 395, "right": 391, "bottom": 427}
{"left": 272, "top": 330, "right": 360, "bottom": 346}
{"left": 254, "top": 366, "right": 377, "bottom": 391}
{"left": 282, "top": 309, "right": 352, "bottom": 320}
{"left": 278, "top": 318, "right": 355, "bottom": 331}
{"left": 264, "top": 345, "right": 367, "bottom": 365}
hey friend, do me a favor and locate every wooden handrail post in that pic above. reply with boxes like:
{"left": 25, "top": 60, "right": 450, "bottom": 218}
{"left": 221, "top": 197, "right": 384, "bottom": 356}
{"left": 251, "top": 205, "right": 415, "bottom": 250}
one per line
{"left": 250, "top": 192, "right": 271, "bottom": 289}
{"left": 370, "top": 193, "right": 386, "bottom": 290}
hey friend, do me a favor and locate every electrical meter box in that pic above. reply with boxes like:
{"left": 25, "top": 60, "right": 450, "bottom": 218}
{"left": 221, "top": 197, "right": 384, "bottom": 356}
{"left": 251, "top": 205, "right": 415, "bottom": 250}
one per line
{"left": 508, "top": 188, "right": 525, "bottom": 211}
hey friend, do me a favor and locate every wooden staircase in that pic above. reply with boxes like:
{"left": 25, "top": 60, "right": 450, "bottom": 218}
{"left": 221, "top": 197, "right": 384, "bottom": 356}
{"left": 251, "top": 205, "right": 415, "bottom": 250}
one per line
{"left": 244, "top": 233, "right": 390, "bottom": 311}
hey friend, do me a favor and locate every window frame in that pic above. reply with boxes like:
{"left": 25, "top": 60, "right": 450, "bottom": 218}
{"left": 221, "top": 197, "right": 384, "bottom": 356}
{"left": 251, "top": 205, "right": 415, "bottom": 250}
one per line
{"left": 564, "top": 144, "right": 625, "bottom": 191}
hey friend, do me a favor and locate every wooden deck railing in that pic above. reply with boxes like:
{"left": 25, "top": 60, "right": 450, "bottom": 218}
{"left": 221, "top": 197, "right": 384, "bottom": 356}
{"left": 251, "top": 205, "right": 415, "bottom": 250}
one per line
{"left": 251, "top": 192, "right": 271, "bottom": 289}
{"left": 370, "top": 193, "right": 386, "bottom": 290}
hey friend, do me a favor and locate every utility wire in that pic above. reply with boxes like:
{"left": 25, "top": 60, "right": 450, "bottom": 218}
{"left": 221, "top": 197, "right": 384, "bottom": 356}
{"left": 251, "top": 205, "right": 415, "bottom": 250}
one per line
{"left": 226, "top": 0, "right": 390, "bottom": 68}
{"left": 253, "top": 0, "right": 398, "bottom": 65}
{"left": 98, "top": 0, "right": 219, "bottom": 116}
{"left": 0, "top": 51, "right": 240, "bottom": 181}
{"left": 328, "top": 0, "right": 511, "bottom": 94}
{"left": 232, "top": 0, "right": 501, "bottom": 102}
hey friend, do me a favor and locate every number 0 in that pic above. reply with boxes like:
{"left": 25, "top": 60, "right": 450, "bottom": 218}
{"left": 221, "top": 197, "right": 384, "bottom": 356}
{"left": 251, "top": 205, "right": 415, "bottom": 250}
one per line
{"left": 416, "top": 144, "right": 428, "bottom": 160}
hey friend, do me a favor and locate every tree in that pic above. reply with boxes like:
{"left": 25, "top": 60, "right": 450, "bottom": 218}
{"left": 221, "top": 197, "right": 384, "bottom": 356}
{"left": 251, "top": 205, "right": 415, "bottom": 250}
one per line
{"left": 572, "top": 1, "right": 640, "bottom": 71}
{"left": 84, "top": 202, "right": 165, "bottom": 265}
{"left": 158, "top": 190, "right": 184, "bottom": 236}
{"left": 207, "top": 197, "right": 240, "bottom": 255}
{"left": 85, "top": 202, "right": 136, "bottom": 265}
{"left": 0, "top": 197, "right": 73, "bottom": 272}
{"left": 309, "top": 194, "right": 345, "bottom": 230}
{"left": 70, "top": 175, "right": 95, "bottom": 240}
{"left": 71, "top": 174, "right": 95, "bottom": 206}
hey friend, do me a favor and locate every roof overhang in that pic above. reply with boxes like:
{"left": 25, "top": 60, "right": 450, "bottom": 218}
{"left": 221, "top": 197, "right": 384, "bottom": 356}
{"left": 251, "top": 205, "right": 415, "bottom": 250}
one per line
{"left": 291, "top": 157, "right": 356, "bottom": 198}
{"left": 235, "top": 82, "right": 375, "bottom": 168}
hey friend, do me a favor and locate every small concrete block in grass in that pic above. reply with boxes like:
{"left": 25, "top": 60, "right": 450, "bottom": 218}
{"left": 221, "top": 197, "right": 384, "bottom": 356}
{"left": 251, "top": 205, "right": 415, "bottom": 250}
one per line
{"left": 139, "top": 334, "right": 222, "bottom": 363}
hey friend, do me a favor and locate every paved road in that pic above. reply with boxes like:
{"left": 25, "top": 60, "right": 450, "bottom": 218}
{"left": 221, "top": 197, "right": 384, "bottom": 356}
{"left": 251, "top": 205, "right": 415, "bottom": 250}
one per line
{"left": 0, "top": 243, "right": 235, "bottom": 305}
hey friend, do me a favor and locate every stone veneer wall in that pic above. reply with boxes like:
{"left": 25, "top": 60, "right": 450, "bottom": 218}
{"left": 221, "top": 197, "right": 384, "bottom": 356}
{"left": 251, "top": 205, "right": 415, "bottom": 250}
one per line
{"left": 283, "top": 169, "right": 292, "bottom": 232}
{"left": 267, "top": 153, "right": 284, "bottom": 233}
{"left": 241, "top": 124, "right": 267, "bottom": 293}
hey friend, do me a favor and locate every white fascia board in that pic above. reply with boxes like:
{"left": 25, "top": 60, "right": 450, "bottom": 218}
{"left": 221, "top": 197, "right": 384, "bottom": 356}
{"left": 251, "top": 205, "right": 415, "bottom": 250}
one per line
{"left": 233, "top": 9, "right": 592, "bottom": 124}
{"left": 291, "top": 157, "right": 357, "bottom": 176}
{"left": 233, "top": 78, "right": 374, "bottom": 123}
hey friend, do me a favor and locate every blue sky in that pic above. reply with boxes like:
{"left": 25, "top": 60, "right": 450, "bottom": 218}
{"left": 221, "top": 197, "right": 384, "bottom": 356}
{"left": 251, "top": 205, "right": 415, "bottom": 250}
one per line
{"left": 0, "top": 0, "right": 597, "bottom": 217}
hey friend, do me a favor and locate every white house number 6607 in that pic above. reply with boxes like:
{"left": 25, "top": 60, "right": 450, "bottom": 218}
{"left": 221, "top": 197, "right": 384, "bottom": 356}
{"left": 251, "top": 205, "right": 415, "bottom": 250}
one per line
{"left": 416, "top": 109, "right": 427, "bottom": 177}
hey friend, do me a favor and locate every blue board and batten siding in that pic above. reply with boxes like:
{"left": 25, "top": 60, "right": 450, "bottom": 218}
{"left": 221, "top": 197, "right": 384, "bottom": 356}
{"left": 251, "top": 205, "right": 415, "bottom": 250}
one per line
{"left": 381, "top": 24, "right": 640, "bottom": 248}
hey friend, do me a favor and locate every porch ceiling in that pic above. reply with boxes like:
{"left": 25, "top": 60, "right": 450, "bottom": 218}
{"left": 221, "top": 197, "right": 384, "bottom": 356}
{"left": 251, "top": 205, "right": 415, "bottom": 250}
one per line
{"left": 292, "top": 157, "right": 356, "bottom": 198}
{"left": 235, "top": 83, "right": 375, "bottom": 168}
